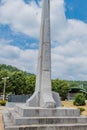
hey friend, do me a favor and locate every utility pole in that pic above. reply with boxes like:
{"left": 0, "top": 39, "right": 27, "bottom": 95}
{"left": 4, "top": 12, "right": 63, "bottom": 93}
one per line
{"left": 2, "top": 77, "right": 9, "bottom": 100}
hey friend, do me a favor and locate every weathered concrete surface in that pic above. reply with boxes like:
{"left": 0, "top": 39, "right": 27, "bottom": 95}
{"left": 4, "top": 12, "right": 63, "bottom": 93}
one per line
{"left": 26, "top": 0, "right": 61, "bottom": 108}
{"left": 14, "top": 104, "right": 80, "bottom": 117}
{"left": 3, "top": 105, "right": 87, "bottom": 130}
{"left": 8, "top": 94, "right": 31, "bottom": 103}
{"left": 4, "top": 111, "right": 87, "bottom": 125}
{"left": 3, "top": 111, "right": 87, "bottom": 130}
{"left": 3, "top": 114, "right": 87, "bottom": 130}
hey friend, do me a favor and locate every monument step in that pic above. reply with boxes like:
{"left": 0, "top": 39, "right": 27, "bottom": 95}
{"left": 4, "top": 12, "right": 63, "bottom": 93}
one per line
{"left": 15, "top": 104, "right": 80, "bottom": 117}
{"left": 4, "top": 111, "right": 87, "bottom": 125}
{"left": 4, "top": 122, "right": 87, "bottom": 130}
{"left": 3, "top": 113, "right": 87, "bottom": 130}
{"left": 3, "top": 113, "right": 14, "bottom": 127}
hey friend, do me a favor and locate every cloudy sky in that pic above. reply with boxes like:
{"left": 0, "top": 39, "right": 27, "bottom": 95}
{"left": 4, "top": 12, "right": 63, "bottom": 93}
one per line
{"left": 0, "top": 0, "right": 87, "bottom": 80}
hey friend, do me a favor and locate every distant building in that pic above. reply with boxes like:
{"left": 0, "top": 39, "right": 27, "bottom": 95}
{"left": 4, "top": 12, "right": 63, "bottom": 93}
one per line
{"left": 67, "top": 87, "right": 87, "bottom": 100}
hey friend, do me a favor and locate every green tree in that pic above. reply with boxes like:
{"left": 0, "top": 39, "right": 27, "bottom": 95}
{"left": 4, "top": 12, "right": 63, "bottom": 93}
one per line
{"left": 25, "top": 75, "right": 36, "bottom": 94}
{"left": 0, "top": 64, "right": 35, "bottom": 95}
{"left": 0, "top": 69, "right": 10, "bottom": 94}
{"left": 74, "top": 93, "right": 86, "bottom": 106}
{"left": 10, "top": 71, "right": 26, "bottom": 95}
{"left": 52, "top": 79, "right": 69, "bottom": 100}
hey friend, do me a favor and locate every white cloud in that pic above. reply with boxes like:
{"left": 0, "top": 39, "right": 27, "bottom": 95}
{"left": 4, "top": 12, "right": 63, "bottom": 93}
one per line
{"left": 0, "top": 0, "right": 87, "bottom": 80}
{"left": 0, "top": 0, "right": 41, "bottom": 37}
{"left": 0, "top": 39, "right": 12, "bottom": 45}
{"left": 50, "top": 0, "right": 87, "bottom": 80}
{"left": 51, "top": 39, "right": 87, "bottom": 80}
{"left": 0, "top": 39, "right": 37, "bottom": 74}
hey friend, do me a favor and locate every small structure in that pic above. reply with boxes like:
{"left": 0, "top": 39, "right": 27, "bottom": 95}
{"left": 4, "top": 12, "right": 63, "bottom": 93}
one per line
{"left": 8, "top": 94, "right": 31, "bottom": 103}
{"left": 68, "top": 87, "right": 87, "bottom": 100}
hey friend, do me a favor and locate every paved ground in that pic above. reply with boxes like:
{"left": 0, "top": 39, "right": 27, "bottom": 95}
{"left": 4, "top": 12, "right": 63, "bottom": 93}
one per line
{"left": 0, "top": 106, "right": 7, "bottom": 130}
{"left": 0, "top": 114, "right": 4, "bottom": 130}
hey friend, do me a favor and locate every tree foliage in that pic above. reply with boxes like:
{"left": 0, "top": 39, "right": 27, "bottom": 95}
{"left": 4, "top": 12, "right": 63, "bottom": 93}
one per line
{"left": 0, "top": 64, "right": 34, "bottom": 95}
{"left": 52, "top": 79, "right": 69, "bottom": 100}
{"left": 0, "top": 64, "right": 87, "bottom": 100}
{"left": 25, "top": 75, "right": 36, "bottom": 94}
{"left": 73, "top": 93, "right": 86, "bottom": 106}
{"left": 9, "top": 71, "right": 26, "bottom": 94}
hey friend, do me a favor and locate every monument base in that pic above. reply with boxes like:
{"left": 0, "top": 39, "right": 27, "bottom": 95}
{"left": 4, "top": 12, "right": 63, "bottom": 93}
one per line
{"left": 26, "top": 91, "right": 62, "bottom": 107}
{"left": 3, "top": 103, "right": 87, "bottom": 130}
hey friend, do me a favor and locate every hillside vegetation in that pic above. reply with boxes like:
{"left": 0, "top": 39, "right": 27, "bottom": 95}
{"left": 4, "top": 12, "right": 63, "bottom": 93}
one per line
{"left": 0, "top": 64, "right": 87, "bottom": 100}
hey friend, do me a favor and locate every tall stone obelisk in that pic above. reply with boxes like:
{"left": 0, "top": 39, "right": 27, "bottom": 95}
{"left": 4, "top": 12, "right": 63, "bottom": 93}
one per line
{"left": 36, "top": 0, "right": 56, "bottom": 108}
{"left": 26, "top": 0, "right": 61, "bottom": 108}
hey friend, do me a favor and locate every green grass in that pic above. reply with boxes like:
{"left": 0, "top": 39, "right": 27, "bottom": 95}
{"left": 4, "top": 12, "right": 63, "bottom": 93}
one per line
{"left": 62, "top": 100, "right": 87, "bottom": 116}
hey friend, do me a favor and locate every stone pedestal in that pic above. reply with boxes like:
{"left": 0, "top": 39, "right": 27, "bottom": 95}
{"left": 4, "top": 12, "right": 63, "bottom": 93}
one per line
{"left": 3, "top": 104, "right": 87, "bottom": 130}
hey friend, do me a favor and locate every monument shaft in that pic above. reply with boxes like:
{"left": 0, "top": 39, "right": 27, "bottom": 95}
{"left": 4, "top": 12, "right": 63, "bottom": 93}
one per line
{"left": 36, "top": 0, "right": 51, "bottom": 92}
{"left": 35, "top": 0, "right": 56, "bottom": 108}
{"left": 26, "top": 0, "right": 61, "bottom": 108}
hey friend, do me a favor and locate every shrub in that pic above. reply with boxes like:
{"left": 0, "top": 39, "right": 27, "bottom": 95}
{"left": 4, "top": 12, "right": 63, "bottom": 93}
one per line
{"left": 73, "top": 93, "right": 86, "bottom": 106}
{"left": 78, "top": 108, "right": 85, "bottom": 114}
{"left": 0, "top": 100, "right": 6, "bottom": 106}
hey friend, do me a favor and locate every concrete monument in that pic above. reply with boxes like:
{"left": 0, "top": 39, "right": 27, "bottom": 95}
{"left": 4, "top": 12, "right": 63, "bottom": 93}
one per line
{"left": 26, "top": 0, "right": 61, "bottom": 108}
{"left": 3, "top": 0, "right": 87, "bottom": 130}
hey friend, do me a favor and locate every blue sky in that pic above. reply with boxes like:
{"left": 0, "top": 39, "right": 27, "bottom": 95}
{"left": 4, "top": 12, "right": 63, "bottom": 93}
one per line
{"left": 65, "top": 0, "right": 87, "bottom": 23}
{"left": 0, "top": 0, "right": 87, "bottom": 80}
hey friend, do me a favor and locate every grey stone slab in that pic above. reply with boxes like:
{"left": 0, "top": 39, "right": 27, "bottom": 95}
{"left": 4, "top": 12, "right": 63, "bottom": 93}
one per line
{"left": 4, "top": 105, "right": 87, "bottom": 130}
{"left": 4, "top": 112, "right": 87, "bottom": 130}
{"left": 8, "top": 95, "right": 31, "bottom": 103}
{"left": 3, "top": 113, "right": 14, "bottom": 127}
{"left": 4, "top": 123, "right": 87, "bottom": 130}
{"left": 5, "top": 128, "right": 19, "bottom": 130}
{"left": 15, "top": 104, "right": 80, "bottom": 117}
{"left": 6, "top": 102, "right": 25, "bottom": 108}
{"left": 7, "top": 110, "right": 87, "bottom": 125}
{"left": 3, "top": 112, "right": 87, "bottom": 130}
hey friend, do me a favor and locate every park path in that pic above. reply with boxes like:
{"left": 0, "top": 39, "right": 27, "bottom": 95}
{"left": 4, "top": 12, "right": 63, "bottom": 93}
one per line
{"left": 0, "top": 106, "right": 8, "bottom": 130}
{"left": 0, "top": 114, "right": 4, "bottom": 130}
